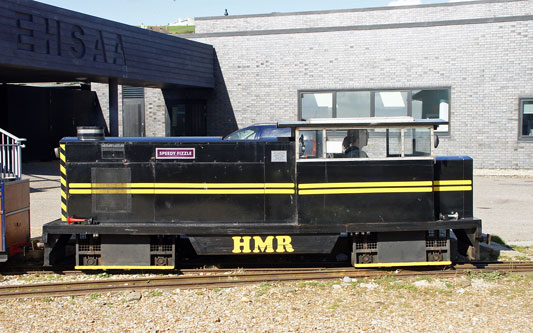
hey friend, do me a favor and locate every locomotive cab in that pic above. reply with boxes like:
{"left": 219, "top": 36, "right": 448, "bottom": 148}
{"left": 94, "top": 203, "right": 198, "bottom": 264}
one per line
{"left": 281, "top": 117, "right": 480, "bottom": 266}
{"left": 42, "top": 118, "right": 481, "bottom": 269}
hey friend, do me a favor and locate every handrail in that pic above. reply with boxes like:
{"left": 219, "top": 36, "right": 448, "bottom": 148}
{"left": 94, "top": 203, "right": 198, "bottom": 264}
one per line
{"left": 0, "top": 128, "right": 26, "bottom": 181}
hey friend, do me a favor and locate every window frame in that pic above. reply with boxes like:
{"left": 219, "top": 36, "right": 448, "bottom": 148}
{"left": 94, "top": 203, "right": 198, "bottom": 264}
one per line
{"left": 298, "top": 87, "right": 451, "bottom": 135}
{"left": 519, "top": 98, "right": 533, "bottom": 142}
{"left": 294, "top": 125, "right": 437, "bottom": 162}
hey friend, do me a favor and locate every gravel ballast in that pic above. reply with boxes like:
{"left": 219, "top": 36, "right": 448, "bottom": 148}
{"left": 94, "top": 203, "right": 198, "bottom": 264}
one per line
{"left": 0, "top": 273, "right": 531, "bottom": 332}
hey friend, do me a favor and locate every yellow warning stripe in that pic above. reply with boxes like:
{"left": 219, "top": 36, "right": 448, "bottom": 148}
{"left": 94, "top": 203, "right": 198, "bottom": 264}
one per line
{"left": 434, "top": 186, "right": 472, "bottom": 192}
{"left": 75, "top": 265, "right": 174, "bottom": 270}
{"left": 299, "top": 181, "right": 432, "bottom": 189}
{"left": 433, "top": 180, "right": 472, "bottom": 185}
{"left": 299, "top": 187, "right": 433, "bottom": 195}
{"left": 70, "top": 189, "right": 295, "bottom": 195}
{"left": 69, "top": 182, "right": 295, "bottom": 189}
{"left": 354, "top": 261, "right": 452, "bottom": 268}
{"left": 60, "top": 144, "right": 67, "bottom": 222}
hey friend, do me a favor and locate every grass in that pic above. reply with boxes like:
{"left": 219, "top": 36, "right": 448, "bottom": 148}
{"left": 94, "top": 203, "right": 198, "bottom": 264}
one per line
{"left": 296, "top": 280, "right": 333, "bottom": 289}
{"left": 327, "top": 303, "right": 340, "bottom": 310}
{"left": 21, "top": 273, "right": 63, "bottom": 283}
{"left": 150, "top": 290, "right": 163, "bottom": 297}
{"left": 255, "top": 282, "right": 273, "bottom": 296}
{"left": 415, "top": 276, "right": 434, "bottom": 282}
{"left": 464, "top": 270, "right": 506, "bottom": 281}
{"left": 168, "top": 26, "right": 195, "bottom": 34}
{"left": 386, "top": 281, "right": 418, "bottom": 292}
{"left": 489, "top": 235, "right": 507, "bottom": 245}
{"left": 511, "top": 245, "right": 533, "bottom": 255}
{"left": 374, "top": 276, "right": 397, "bottom": 285}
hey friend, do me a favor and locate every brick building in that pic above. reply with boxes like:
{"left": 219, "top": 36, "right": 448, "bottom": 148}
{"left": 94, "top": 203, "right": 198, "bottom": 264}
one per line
{"left": 92, "top": 0, "right": 533, "bottom": 169}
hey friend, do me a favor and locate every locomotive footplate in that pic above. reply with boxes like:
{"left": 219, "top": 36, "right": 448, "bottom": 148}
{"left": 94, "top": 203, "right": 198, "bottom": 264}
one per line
{"left": 42, "top": 218, "right": 482, "bottom": 268}
{"left": 42, "top": 218, "right": 482, "bottom": 235}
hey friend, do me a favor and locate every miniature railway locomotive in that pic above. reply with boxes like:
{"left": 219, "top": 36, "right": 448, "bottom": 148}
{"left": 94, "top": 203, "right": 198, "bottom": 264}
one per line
{"left": 43, "top": 118, "right": 482, "bottom": 269}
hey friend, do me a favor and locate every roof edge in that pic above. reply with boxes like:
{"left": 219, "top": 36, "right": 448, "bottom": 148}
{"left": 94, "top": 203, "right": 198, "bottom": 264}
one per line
{"left": 195, "top": 0, "right": 525, "bottom": 21}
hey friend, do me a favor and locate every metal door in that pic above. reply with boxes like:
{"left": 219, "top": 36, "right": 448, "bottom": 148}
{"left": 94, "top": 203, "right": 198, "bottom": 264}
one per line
{"left": 122, "top": 86, "right": 145, "bottom": 137}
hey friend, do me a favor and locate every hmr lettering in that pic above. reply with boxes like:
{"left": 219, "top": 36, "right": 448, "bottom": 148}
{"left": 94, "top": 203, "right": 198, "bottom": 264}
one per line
{"left": 232, "top": 235, "right": 294, "bottom": 253}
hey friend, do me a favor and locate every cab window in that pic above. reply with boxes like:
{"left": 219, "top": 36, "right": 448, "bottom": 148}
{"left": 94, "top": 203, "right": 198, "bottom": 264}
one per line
{"left": 298, "top": 127, "right": 433, "bottom": 160}
{"left": 298, "top": 130, "right": 323, "bottom": 158}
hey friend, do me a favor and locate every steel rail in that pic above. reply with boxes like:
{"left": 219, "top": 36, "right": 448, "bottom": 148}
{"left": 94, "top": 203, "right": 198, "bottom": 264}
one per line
{"left": 1, "top": 262, "right": 532, "bottom": 300}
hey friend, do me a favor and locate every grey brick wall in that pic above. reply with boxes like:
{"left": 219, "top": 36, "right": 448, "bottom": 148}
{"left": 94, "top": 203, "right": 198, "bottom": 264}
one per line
{"left": 91, "top": 0, "right": 533, "bottom": 169}
{"left": 91, "top": 84, "right": 167, "bottom": 137}
{"left": 91, "top": 82, "right": 124, "bottom": 136}
{"left": 144, "top": 88, "right": 167, "bottom": 137}
{"left": 195, "top": 0, "right": 532, "bottom": 33}
{"left": 185, "top": 0, "right": 533, "bottom": 169}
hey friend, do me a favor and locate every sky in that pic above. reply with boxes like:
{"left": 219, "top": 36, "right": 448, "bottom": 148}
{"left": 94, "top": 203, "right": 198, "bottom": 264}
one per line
{"left": 34, "top": 0, "right": 475, "bottom": 26}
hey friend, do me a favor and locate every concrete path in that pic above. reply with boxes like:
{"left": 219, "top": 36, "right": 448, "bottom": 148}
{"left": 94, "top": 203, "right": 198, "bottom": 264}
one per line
{"left": 22, "top": 162, "right": 533, "bottom": 245}
{"left": 22, "top": 162, "right": 61, "bottom": 239}
{"left": 474, "top": 175, "right": 533, "bottom": 246}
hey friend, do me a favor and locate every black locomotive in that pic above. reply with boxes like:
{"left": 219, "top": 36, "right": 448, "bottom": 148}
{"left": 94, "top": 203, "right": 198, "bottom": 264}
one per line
{"left": 43, "top": 118, "right": 482, "bottom": 269}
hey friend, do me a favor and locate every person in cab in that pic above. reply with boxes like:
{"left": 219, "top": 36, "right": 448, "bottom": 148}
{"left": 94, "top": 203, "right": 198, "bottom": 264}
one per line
{"left": 343, "top": 129, "right": 369, "bottom": 158}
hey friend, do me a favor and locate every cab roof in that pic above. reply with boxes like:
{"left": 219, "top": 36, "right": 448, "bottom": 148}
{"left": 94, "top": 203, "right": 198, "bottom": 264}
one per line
{"left": 277, "top": 117, "right": 448, "bottom": 129}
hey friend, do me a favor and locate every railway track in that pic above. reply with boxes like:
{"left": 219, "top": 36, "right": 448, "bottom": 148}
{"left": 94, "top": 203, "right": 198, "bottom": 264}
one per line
{"left": 1, "top": 262, "right": 532, "bottom": 300}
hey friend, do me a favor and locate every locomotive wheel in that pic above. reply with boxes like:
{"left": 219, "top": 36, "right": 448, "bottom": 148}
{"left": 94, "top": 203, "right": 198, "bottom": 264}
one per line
{"left": 359, "top": 253, "right": 372, "bottom": 264}
{"left": 154, "top": 256, "right": 168, "bottom": 266}
{"left": 83, "top": 256, "right": 98, "bottom": 266}
{"left": 429, "top": 252, "right": 443, "bottom": 262}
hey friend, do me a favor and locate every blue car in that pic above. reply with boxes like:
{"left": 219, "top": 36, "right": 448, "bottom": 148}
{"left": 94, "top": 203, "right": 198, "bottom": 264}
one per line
{"left": 223, "top": 124, "right": 292, "bottom": 141}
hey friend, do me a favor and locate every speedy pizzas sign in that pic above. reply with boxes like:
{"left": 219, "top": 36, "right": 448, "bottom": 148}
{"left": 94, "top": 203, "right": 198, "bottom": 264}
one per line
{"left": 156, "top": 148, "right": 195, "bottom": 159}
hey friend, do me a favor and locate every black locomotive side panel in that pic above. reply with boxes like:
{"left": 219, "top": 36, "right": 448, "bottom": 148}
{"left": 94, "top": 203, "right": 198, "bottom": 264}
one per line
{"left": 434, "top": 156, "right": 473, "bottom": 219}
{"left": 64, "top": 140, "right": 297, "bottom": 225}
{"left": 264, "top": 142, "right": 297, "bottom": 223}
{"left": 154, "top": 161, "right": 266, "bottom": 223}
{"left": 67, "top": 161, "right": 157, "bottom": 223}
{"left": 296, "top": 159, "right": 435, "bottom": 224}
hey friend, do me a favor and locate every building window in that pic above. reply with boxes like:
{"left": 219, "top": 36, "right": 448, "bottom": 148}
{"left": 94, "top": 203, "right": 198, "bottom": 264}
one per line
{"left": 520, "top": 98, "right": 533, "bottom": 140}
{"left": 301, "top": 92, "right": 333, "bottom": 119}
{"left": 336, "top": 91, "right": 371, "bottom": 118}
{"left": 299, "top": 88, "right": 450, "bottom": 133}
{"left": 374, "top": 91, "right": 408, "bottom": 117}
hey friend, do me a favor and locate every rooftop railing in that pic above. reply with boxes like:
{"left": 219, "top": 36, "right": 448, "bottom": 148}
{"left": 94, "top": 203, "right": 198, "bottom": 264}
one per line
{"left": 0, "top": 128, "right": 26, "bottom": 181}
